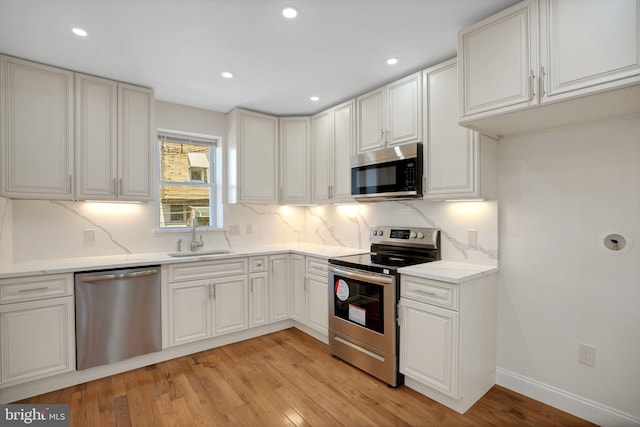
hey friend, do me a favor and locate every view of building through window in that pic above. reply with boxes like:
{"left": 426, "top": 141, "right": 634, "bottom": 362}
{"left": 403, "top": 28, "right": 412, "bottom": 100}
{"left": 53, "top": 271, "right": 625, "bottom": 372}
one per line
{"left": 159, "top": 135, "right": 215, "bottom": 228}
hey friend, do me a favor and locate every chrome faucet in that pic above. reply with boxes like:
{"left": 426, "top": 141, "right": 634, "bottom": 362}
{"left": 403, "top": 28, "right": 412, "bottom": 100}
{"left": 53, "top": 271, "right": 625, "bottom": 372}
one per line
{"left": 191, "top": 214, "right": 204, "bottom": 251}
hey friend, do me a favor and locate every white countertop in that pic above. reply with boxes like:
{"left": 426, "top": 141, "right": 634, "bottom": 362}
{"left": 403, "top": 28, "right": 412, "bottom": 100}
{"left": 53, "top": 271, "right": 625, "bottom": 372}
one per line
{"left": 398, "top": 260, "right": 498, "bottom": 284}
{"left": 0, "top": 243, "right": 368, "bottom": 279}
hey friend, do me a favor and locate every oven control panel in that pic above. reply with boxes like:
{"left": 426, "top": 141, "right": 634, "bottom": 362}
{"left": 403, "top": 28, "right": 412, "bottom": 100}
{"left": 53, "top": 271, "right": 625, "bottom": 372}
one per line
{"left": 370, "top": 226, "right": 438, "bottom": 247}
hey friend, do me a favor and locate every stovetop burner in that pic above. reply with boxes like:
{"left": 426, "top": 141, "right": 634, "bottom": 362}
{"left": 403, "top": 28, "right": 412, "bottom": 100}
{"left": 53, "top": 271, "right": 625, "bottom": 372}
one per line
{"left": 329, "top": 226, "right": 440, "bottom": 275}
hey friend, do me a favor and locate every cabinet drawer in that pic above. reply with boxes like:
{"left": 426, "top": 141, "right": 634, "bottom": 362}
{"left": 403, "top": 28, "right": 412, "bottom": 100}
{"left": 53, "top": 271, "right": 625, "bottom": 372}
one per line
{"left": 306, "top": 257, "right": 328, "bottom": 278}
{"left": 401, "top": 275, "right": 458, "bottom": 310}
{"left": 168, "top": 258, "right": 248, "bottom": 282}
{"left": 249, "top": 256, "right": 268, "bottom": 273}
{"left": 0, "top": 274, "right": 73, "bottom": 304}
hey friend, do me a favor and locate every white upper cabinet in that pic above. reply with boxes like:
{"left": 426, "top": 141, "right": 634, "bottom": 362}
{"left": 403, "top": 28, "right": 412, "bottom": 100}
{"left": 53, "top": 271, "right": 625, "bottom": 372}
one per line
{"left": 227, "top": 109, "right": 279, "bottom": 204}
{"left": 458, "top": 1, "right": 538, "bottom": 119}
{"left": 423, "top": 59, "right": 497, "bottom": 200}
{"left": 75, "top": 76, "right": 154, "bottom": 201}
{"left": 539, "top": 0, "right": 640, "bottom": 101}
{"left": 357, "top": 72, "right": 422, "bottom": 153}
{"left": 279, "top": 117, "right": 310, "bottom": 204}
{"left": 331, "top": 99, "right": 356, "bottom": 203}
{"left": 0, "top": 55, "right": 74, "bottom": 199}
{"left": 117, "top": 83, "right": 155, "bottom": 201}
{"left": 459, "top": 0, "right": 640, "bottom": 137}
{"left": 311, "top": 99, "right": 355, "bottom": 204}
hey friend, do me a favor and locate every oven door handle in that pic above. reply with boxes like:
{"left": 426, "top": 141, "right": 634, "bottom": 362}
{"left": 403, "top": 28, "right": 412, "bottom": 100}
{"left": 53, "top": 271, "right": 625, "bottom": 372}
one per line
{"left": 329, "top": 266, "right": 393, "bottom": 285}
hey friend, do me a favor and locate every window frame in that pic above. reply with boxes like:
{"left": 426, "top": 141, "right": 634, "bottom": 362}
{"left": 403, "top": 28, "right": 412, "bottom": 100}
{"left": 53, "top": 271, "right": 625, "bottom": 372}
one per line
{"left": 157, "top": 129, "right": 221, "bottom": 231}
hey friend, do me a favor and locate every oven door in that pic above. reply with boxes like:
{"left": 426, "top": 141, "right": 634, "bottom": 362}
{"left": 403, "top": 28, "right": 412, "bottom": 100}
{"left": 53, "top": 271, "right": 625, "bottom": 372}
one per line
{"left": 328, "top": 265, "right": 397, "bottom": 354}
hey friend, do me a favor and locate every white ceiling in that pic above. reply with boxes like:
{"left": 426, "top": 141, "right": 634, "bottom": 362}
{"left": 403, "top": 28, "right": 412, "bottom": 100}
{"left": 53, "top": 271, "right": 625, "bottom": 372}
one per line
{"left": 0, "top": 0, "right": 520, "bottom": 116}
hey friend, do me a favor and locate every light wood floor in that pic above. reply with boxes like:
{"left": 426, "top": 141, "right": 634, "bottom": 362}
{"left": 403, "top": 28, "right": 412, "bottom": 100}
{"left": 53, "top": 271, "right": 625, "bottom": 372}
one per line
{"left": 18, "top": 328, "right": 595, "bottom": 426}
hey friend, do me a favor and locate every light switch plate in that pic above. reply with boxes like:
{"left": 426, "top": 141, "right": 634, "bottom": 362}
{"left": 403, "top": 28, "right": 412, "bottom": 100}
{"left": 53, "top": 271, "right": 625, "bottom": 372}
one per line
{"left": 84, "top": 229, "right": 96, "bottom": 246}
{"left": 467, "top": 229, "right": 477, "bottom": 247}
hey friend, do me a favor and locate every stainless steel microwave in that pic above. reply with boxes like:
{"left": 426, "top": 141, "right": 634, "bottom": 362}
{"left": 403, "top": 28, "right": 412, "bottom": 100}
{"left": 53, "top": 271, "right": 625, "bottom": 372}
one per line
{"left": 351, "top": 143, "right": 423, "bottom": 201}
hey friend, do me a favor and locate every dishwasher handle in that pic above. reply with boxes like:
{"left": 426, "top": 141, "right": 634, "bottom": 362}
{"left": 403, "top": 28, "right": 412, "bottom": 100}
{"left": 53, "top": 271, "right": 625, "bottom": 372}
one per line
{"left": 78, "top": 268, "right": 159, "bottom": 282}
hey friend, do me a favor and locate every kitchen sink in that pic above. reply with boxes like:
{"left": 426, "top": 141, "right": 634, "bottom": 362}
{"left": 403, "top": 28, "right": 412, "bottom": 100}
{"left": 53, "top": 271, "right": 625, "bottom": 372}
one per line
{"left": 168, "top": 249, "right": 233, "bottom": 257}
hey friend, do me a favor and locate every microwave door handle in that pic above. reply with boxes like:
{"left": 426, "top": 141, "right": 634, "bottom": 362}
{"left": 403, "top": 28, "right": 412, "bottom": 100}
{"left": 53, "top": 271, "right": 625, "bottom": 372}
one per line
{"left": 329, "top": 267, "right": 393, "bottom": 285}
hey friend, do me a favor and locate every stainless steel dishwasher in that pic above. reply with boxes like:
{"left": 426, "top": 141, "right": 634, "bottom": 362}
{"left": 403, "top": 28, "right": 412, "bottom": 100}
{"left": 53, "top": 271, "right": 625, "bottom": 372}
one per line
{"left": 75, "top": 265, "right": 161, "bottom": 370}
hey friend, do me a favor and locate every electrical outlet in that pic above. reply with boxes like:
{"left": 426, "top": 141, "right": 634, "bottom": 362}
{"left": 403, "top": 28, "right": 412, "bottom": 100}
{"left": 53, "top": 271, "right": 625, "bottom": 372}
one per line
{"left": 229, "top": 225, "right": 240, "bottom": 235}
{"left": 578, "top": 343, "right": 596, "bottom": 367}
{"left": 246, "top": 224, "right": 253, "bottom": 235}
{"left": 467, "top": 229, "right": 477, "bottom": 247}
{"left": 84, "top": 229, "right": 96, "bottom": 246}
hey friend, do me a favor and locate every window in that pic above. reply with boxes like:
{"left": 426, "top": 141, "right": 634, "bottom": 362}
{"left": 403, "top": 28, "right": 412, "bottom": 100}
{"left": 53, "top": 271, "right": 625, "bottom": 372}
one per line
{"left": 158, "top": 131, "right": 218, "bottom": 229}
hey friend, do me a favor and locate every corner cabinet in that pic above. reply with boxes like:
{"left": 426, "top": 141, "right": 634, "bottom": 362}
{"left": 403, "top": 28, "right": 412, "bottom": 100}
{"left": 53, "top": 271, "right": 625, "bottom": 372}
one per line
{"left": 227, "top": 109, "right": 278, "bottom": 204}
{"left": 356, "top": 72, "right": 422, "bottom": 153}
{"left": 279, "top": 117, "right": 310, "bottom": 204}
{"left": 0, "top": 274, "right": 75, "bottom": 386}
{"left": 0, "top": 55, "right": 75, "bottom": 199}
{"left": 423, "top": 59, "right": 497, "bottom": 200}
{"left": 75, "top": 74, "right": 154, "bottom": 201}
{"left": 458, "top": 0, "right": 640, "bottom": 137}
{"left": 399, "top": 272, "right": 497, "bottom": 414}
{"left": 311, "top": 99, "right": 355, "bottom": 204}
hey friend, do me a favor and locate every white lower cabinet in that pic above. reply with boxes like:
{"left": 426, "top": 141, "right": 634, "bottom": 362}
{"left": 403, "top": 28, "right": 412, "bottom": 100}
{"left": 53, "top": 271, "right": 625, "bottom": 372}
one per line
{"left": 165, "top": 258, "right": 249, "bottom": 347}
{"left": 399, "top": 272, "right": 497, "bottom": 414}
{"left": 0, "top": 274, "right": 75, "bottom": 386}
{"left": 290, "top": 254, "right": 306, "bottom": 323}
{"left": 291, "top": 255, "right": 329, "bottom": 338}
{"left": 249, "top": 272, "right": 269, "bottom": 328}
{"left": 306, "top": 274, "right": 328, "bottom": 336}
{"left": 212, "top": 275, "right": 248, "bottom": 336}
{"left": 269, "top": 254, "right": 290, "bottom": 323}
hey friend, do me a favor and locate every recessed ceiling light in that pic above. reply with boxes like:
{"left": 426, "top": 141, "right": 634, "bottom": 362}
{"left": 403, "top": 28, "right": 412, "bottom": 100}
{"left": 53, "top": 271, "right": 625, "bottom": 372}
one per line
{"left": 72, "top": 27, "right": 88, "bottom": 37}
{"left": 386, "top": 58, "right": 398, "bottom": 65}
{"left": 221, "top": 71, "right": 234, "bottom": 79}
{"left": 310, "top": 96, "right": 319, "bottom": 102}
{"left": 282, "top": 7, "right": 298, "bottom": 19}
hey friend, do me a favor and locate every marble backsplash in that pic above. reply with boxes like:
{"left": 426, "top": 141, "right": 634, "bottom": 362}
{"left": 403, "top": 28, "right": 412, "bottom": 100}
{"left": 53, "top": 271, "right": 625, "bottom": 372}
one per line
{"left": 1, "top": 197, "right": 497, "bottom": 266}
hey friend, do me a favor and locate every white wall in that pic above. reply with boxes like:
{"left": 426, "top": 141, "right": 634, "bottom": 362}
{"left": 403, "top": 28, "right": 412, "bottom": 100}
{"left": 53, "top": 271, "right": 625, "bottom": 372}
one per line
{"left": 497, "top": 115, "right": 640, "bottom": 423}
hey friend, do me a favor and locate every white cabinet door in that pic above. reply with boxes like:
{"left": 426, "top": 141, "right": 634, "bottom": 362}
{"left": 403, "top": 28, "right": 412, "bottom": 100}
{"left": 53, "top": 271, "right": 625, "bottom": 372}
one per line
{"left": 331, "top": 99, "right": 355, "bottom": 203}
{"left": 458, "top": 0, "right": 538, "bottom": 119}
{"left": 228, "top": 109, "right": 278, "bottom": 204}
{"left": 540, "top": 0, "right": 640, "bottom": 101}
{"left": 249, "top": 272, "right": 269, "bottom": 328}
{"left": 386, "top": 72, "right": 422, "bottom": 146}
{"left": 213, "top": 275, "right": 248, "bottom": 336}
{"left": 0, "top": 55, "right": 74, "bottom": 199}
{"left": 269, "top": 254, "right": 290, "bottom": 323}
{"left": 0, "top": 296, "right": 75, "bottom": 384}
{"left": 311, "top": 109, "right": 332, "bottom": 204}
{"left": 290, "top": 254, "right": 306, "bottom": 323}
{"left": 400, "top": 298, "right": 459, "bottom": 398}
{"left": 118, "top": 83, "right": 155, "bottom": 201}
{"left": 279, "top": 117, "right": 310, "bottom": 204}
{"left": 424, "top": 59, "right": 497, "bottom": 200}
{"left": 75, "top": 73, "right": 118, "bottom": 199}
{"left": 167, "top": 279, "right": 211, "bottom": 346}
{"left": 356, "top": 87, "right": 386, "bottom": 152}
{"left": 306, "top": 275, "right": 328, "bottom": 336}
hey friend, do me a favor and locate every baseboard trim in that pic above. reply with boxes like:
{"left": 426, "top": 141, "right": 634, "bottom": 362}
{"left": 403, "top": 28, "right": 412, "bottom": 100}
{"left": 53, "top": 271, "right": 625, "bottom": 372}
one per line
{"left": 496, "top": 368, "right": 640, "bottom": 427}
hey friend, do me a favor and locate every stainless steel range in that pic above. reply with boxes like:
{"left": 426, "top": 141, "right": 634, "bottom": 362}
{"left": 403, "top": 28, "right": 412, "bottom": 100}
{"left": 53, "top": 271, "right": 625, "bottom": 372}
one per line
{"left": 328, "top": 226, "right": 440, "bottom": 387}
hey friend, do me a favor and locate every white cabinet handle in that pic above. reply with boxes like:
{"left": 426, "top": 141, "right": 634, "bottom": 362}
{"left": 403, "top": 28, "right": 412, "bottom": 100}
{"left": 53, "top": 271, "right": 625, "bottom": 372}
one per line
{"left": 414, "top": 288, "right": 437, "bottom": 296}
{"left": 529, "top": 69, "right": 536, "bottom": 100}
{"left": 18, "top": 287, "right": 49, "bottom": 293}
